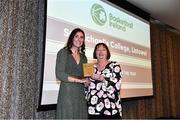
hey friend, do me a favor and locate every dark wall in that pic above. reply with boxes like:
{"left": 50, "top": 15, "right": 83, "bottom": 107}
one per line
{"left": 122, "top": 22, "right": 180, "bottom": 119}
{"left": 0, "top": 0, "right": 180, "bottom": 119}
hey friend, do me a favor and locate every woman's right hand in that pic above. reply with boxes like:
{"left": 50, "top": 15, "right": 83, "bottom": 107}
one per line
{"left": 91, "top": 74, "right": 104, "bottom": 81}
{"left": 82, "top": 78, "right": 90, "bottom": 87}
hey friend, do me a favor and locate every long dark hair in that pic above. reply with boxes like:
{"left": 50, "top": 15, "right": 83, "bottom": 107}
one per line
{"left": 64, "top": 28, "right": 85, "bottom": 54}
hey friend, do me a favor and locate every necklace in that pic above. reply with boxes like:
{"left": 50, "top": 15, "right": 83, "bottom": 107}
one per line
{"left": 97, "top": 60, "right": 109, "bottom": 71}
{"left": 71, "top": 51, "right": 80, "bottom": 64}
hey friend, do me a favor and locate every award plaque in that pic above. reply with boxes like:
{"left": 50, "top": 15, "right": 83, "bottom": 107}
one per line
{"left": 83, "top": 63, "right": 94, "bottom": 77}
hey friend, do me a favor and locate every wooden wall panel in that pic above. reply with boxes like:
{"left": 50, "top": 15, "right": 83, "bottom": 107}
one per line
{"left": 122, "top": 23, "right": 180, "bottom": 119}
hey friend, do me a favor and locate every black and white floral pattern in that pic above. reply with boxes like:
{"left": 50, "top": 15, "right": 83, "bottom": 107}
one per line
{"left": 86, "top": 61, "right": 122, "bottom": 117}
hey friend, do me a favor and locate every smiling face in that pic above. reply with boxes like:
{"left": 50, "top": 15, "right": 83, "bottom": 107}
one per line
{"left": 93, "top": 43, "right": 111, "bottom": 60}
{"left": 95, "top": 45, "right": 108, "bottom": 60}
{"left": 72, "top": 31, "right": 84, "bottom": 49}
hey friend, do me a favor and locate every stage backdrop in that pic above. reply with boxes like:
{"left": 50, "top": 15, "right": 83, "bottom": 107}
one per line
{"left": 39, "top": 0, "right": 153, "bottom": 107}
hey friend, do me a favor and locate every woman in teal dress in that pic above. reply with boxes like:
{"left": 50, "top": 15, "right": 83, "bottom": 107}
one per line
{"left": 55, "top": 28, "right": 89, "bottom": 119}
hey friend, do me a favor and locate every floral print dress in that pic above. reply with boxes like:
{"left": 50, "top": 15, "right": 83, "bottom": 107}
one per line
{"left": 86, "top": 61, "right": 122, "bottom": 117}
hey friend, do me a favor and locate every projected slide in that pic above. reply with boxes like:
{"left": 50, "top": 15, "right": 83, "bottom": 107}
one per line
{"left": 40, "top": 0, "right": 153, "bottom": 105}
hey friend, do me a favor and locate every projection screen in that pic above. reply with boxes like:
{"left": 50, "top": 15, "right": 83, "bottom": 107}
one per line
{"left": 39, "top": 0, "right": 153, "bottom": 108}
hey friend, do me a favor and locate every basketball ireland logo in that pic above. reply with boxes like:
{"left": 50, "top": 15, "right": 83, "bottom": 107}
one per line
{"left": 91, "top": 3, "right": 107, "bottom": 26}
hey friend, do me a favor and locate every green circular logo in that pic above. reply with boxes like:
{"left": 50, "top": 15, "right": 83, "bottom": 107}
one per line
{"left": 91, "top": 3, "right": 107, "bottom": 26}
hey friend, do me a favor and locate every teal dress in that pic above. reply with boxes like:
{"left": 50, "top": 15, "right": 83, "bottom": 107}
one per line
{"left": 55, "top": 48, "right": 88, "bottom": 119}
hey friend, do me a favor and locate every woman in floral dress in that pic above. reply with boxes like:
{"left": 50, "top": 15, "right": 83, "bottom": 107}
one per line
{"left": 86, "top": 43, "right": 122, "bottom": 119}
